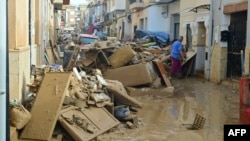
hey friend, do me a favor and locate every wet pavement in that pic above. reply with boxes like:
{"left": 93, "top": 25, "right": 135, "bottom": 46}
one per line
{"left": 97, "top": 76, "right": 239, "bottom": 141}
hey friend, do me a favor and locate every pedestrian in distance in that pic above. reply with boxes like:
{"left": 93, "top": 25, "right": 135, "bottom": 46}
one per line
{"left": 170, "top": 36, "right": 186, "bottom": 79}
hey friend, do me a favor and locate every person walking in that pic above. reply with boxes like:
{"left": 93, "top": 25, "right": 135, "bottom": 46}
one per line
{"left": 170, "top": 36, "right": 186, "bottom": 79}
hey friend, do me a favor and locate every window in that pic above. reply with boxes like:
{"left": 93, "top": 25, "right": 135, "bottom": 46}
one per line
{"left": 140, "top": 18, "right": 144, "bottom": 29}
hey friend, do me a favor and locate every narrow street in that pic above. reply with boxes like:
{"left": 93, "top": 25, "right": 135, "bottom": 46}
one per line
{"left": 94, "top": 77, "right": 239, "bottom": 141}
{"left": 2, "top": 0, "right": 250, "bottom": 141}
{"left": 39, "top": 76, "right": 237, "bottom": 141}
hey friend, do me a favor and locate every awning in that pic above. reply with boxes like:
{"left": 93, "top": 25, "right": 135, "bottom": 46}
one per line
{"left": 189, "top": 4, "right": 210, "bottom": 13}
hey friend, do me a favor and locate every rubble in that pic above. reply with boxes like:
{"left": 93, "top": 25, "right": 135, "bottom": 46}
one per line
{"left": 10, "top": 36, "right": 197, "bottom": 140}
{"left": 103, "top": 62, "right": 158, "bottom": 87}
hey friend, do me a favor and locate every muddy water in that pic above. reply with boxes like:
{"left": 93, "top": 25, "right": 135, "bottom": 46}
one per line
{"left": 97, "top": 77, "right": 239, "bottom": 141}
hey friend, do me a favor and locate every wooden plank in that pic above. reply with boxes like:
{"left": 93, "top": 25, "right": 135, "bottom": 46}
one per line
{"left": 106, "top": 79, "right": 143, "bottom": 108}
{"left": 50, "top": 40, "right": 59, "bottom": 61}
{"left": 21, "top": 72, "right": 72, "bottom": 141}
{"left": 185, "top": 56, "right": 196, "bottom": 77}
{"left": 66, "top": 46, "right": 80, "bottom": 71}
{"left": 99, "top": 50, "right": 111, "bottom": 65}
{"left": 46, "top": 47, "right": 56, "bottom": 64}
{"left": 153, "top": 61, "right": 172, "bottom": 87}
{"left": 182, "top": 50, "right": 196, "bottom": 66}
{"left": 44, "top": 52, "right": 50, "bottom": 65}
{"left": 58, "top": 106, "right": 120, "bottom": 141}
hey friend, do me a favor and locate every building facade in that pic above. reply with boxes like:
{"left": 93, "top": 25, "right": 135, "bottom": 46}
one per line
{"left": 211, "top": 0, "right": 248, "bottom": 82}
{"left": 130, "top": 0, "right": 180, "bottom": 41}
{"left": 8, "top": 0, "right": 250, "bottom": 101}
{"left": 8, "top": 0, "right": 69, "bottom": 100}
{"left": 65, "top": 5, "right": 77, "bottom": 28}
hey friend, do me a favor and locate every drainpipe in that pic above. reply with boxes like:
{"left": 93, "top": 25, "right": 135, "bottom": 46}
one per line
{"left": 207, "top": 0, "right": 214, "bottom": 80}
{"left": 0, "top": 0, "right": 9, "bottom": 141}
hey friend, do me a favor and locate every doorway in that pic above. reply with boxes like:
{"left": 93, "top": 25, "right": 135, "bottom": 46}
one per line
{"left": 194, "top": 21, "right": 206, "bottom": 76}
{"left": 186, "top": 24, "right": 192, "bottom": 50}
{"left": 227, "top": 11, "right": 247, "bottom": 80}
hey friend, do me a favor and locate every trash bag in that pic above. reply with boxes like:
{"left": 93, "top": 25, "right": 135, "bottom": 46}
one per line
{"left": 114, "top": 105, "right": 130, "bottom": 120}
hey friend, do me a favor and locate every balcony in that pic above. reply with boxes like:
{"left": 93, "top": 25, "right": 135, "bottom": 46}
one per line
{"left": 130, "top": 0, "right": 144, "bottom": 10}
{"left": 54, "top": 0, "right": 63, "bottom": 10}
{"left": 53, "top": 0, "right": 70, "bottom": 10}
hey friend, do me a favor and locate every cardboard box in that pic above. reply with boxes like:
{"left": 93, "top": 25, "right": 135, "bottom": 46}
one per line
{"left": 103, "top": 62, "right": 157, "bottom": 87}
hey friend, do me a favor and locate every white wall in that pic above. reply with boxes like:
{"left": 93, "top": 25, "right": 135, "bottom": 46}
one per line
{"left": 110, "top": 0, "right": 125, "bottom": 11}
{"left": 148, "top": 5, "right": 169, "bottom": 32}
{"left": 213, "top": 0, "right": 231, "bottom": 41}
{"left": 0, "top": 0, "right": 7, "bottom": 140}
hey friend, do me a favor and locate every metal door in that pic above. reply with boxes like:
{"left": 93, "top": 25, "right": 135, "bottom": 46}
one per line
{"left": 227, "top": 11, "right": 247, "bottom": 79}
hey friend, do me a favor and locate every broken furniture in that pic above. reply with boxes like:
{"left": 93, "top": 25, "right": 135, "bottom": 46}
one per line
{"left": 106, "top": 79, "right": 143, "bottom": 108}
{"left": 182, "top": 49, "right": 197, "bottom": 77}
{"left": 108, "top": 46, "right": 136, "bottom": 68}
{"left": 103, "top": 62, "right": 157, "bottom": 87}
{"left": 152, "top": 60, "right": 173, "bottom": 87}
{"left": 58, "top": 106, "right": 119, "bottom": 141}
{"left": 78, "top": 45, "right": 114, "bottom": 70}
{"left": 21, "top": 72, "right": 72, "bottom": 140}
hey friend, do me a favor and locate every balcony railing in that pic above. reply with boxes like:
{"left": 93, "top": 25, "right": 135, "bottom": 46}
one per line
{"left": 129, "top": 0, "right": 144, "bottom": 10}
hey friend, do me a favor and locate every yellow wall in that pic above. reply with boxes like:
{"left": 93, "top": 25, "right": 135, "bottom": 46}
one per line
{"left": 49, "top": 2, "right": 55, "bottom": 46}
{"left": 35, "top": 0, "right": 40, "bottom": 46}
{"left": 8, "top": 0, "right": 30, "bottom": 100}
{"left": 8, "top": 0, "right": 29, "bottom": 49}
{"left": 180, "top": 0, "right": 210, "bottom": 46}
{"left": 9, "top": 49, "right": 30, "bottom": 100}
{"left": 210, "top": 44, "right": 227, "bottom": 83}
{"left": 131, "top": 9, "right": 147, "bottom": 37}
{"left": 180, "top": 0, "right": 210, "bottom": 10}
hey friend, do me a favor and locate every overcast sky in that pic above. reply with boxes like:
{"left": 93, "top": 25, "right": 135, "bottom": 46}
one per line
{"left": 70, "top": 0, "right": 88, "bottom": 5}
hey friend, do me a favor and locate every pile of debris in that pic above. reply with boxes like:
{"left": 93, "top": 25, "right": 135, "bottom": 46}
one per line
{"left": 10, "top": 36, "right": 197, "bottom": 140}
{"left": 10, "top": 65, "right": 143, "bottom": 141}
{"left": 61, "top": 37, "right": 179, "bottom": 90}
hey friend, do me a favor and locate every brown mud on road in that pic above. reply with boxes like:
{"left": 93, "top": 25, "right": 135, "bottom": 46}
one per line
{"left": 97, "top": 77, "right": 239, "bottom": 141}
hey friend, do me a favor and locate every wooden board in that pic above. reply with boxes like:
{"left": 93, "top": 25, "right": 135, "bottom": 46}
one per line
{"left": 46, "top": 47, "right": 56, "bottom": 64}
{"left": 153, "top": 61, "right": 172, "bottom": 87}
{"left": 21, "top": 72, "right": 72, "bottom": 140}
{"left": 66, "top": 46, "right": 80, "bottom": 71}
{"left": 182, "top": 49, "right": 197, "bottom": 66}
{"left": 58, "top": 106, "right": 120, "bottom": 141}
{"left": 106, "top": 79, "right": 143, "bottom": 108}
